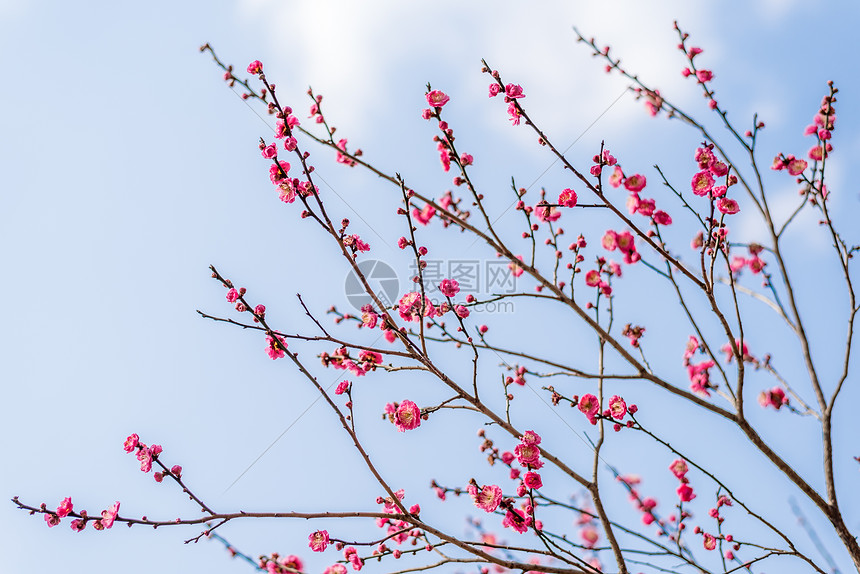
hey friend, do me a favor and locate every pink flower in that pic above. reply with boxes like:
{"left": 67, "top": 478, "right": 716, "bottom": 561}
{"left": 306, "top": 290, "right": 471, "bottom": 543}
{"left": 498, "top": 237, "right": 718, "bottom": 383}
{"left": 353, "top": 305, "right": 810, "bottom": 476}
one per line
{"left": 507, "top": 101, "right": 521, "bottom": 125}
{"left": 398, "top": 292, "right": 436, "bottom": 322}
{"left": 278, "top": 182, "right": 297, "bottom": 204}
{"left": 703, "top": 533, "right": 716, "bottom": 550}
{"left": 535, "top": 202, "right": 560, "bottom": 222}
{"left": 101, "top": 501, "right": 120, "bottom": 529}
{"left": 412, "top": 203, "right": 436, "bottom": 225}
{"left": 56, "top": 497, "right": 73, "bottom": 518}
{"left": 325, "top": 566, "right": 347, "bottom": 574}
{"left": 585, "top": 270, "right": 601, "bottom": 287}
{"left": 171, "top": 465, "right": 182, "bottom": 478}
{"left": 710, "top": 161, "right": 728, "bottom": 177}
{"left": 335, "top": 138, "right": 356, "bottom": 166}
{"left": 608, "top": 395, "right": 627, "bottom": 420}
{"left": 471, "top": 484, "right": 503, "bottom": 512}
{"left": 691, "top": 170, "right": 714, "bottom": 196}
{"left": 558, "top": 188, "right": 577, "bottom": 207}
{"left": 266, "top": 334, "right": 288, "bottom": 360}
{"left": 455, "top": 305, "right": 469, "bottom": 318}
{"left": 44, "top": 513, "right": 60, "bottom": 527}
{"left": 636, "top": 197, "right": 655, "bottom": 217}
{"left": 335, "top": 381, "right": 350, "bottom": 395}
{"left": 226, "top": 288, "right": 239, "bottom": 303}
{"left": 460, "top": 153, "right": 474, "bottom": 166}
{"left": 269, "top": 160, "right": 291, "bottom": 184}
{"left": 261, "top": 144, "right": 278, "bottom": 159}
{"left": 521, "top": 430, "right": 541, "bottom": 445}
{"left": 283, "top": 136, "right": 297, "bottom": 151}
{"left": 488, "top": 83, "right": 501, "bottom": 97}
{"left": 609, "top": 166, "right": 624, "bottom": 188}
{"left": 505, "top": 84, "right": 525, "bottom": 99}
{"left": 578, "top": 394, "right": 600, "bottom": 424}
{"left": 502, "top": 508, "right": 529, "bottom": 533}
{"left": 123, "top": 433, "right": 139, "bottom": 453}
{"left": 717, "top": 198, "right": 740, "bottom": 215}
{"left": 758, "top": 386, "right": 788, "bottom": 410}
{"left": 508, "top": 255, "right": 524, "bottom": 277}
{"left": 426, "top": 90, "right": 450, "bottom": 108}
{"left": 676, "top": 483, "right": 696, "bottom": 502}
{"left": 439, "top": 279, "right": 460, "bottom": 298}
{"left": 787, "top": 158, "right": 808, "bottom": 176}
{"left": 137, "top": 448, "right": 153, "bottom": 473}
{"left": 669, "top": 459, "right": 689, "bottom": 479}
{"left": 70, "top": 519, "right": 86, "bottom": 532}
{"left": 513, "top": 442, "right": 542, "bottom": 467}
{"left": 581, "top": 526, "right": 599, "bottom": 548}
{"left": 247, "top": 60, "right": 263, "bottom": 75}
{"left": 696, "top": 70, "right": 714, "bottom": 83}
{"left": 309, "top": 529, "right": 330, "bottom": 552}
{"left": 344, "top": 546, "right": 364, "bottom": 571}
{"left": 653, "top": 210, "right": 672, "bottom": 225}
{"left": 624, "top": 174, "right": 647, "bottom": 192}
{"left": 394, "top": 400, "right": 421, "bottom": 432}
{"left": 523, "top": 471, "right": 543, "bottom": 490}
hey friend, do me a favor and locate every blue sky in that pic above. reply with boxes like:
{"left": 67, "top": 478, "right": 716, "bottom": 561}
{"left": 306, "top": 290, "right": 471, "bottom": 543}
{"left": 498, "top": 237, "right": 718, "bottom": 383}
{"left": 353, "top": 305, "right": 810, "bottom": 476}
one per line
{"left": 2, "top": 1, "right": 859, "bottom": 573}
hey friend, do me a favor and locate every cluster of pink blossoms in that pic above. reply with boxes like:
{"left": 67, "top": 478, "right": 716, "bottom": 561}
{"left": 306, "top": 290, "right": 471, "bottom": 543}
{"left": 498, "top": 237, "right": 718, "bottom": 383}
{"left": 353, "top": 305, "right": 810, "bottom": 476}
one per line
{"left": 670, "top": 459, "right": 696, "bottom": 502}
{"left": 585, "top": 257, "right": 622, "bottom": 297}
{"left": 602, "top": 229, "right": 641, "bottom": 264}
{"left": 321, "top": 346, "right": 381, "bottom": 377}
{"left": 617, "top": 475, "right": 660, "bottom": 526}
{"left": 690, "top": 145, "right": 740, "bottom": 215}
{"left": 730, "top": 243, "right": 766, "bottom": 277}
{"left": 259, "top": 553, "right": 304, "bottom": 574}
{"left": 488, "top": 80, "right": 526, "bottom": 125}
{"left": 369, "top": 490, "right": 426, "bottom": 560}
{"left": 575, "top": 394, "right": 637, "bottom": 431}
{"left": 683, "top": 336, "right": 715, "bottom": 397}
{"left": 603, "top": 152, "right": 672, "bottom": 226}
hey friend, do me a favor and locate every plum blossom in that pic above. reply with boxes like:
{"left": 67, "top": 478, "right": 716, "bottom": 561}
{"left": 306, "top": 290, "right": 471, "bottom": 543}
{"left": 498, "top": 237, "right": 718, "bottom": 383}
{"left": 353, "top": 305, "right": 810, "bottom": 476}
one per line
{"left": 758, "top": 386, "right": 788, "bottom": 410}
{"left": 523, "top": 471, "right": 543, "bottom": 490}
{"left": 101, "top": 501, "right": 120, "bottom": 529}
{"left": 469, "top": 484, "right": 503, "bottom": 512}
{"left": 608, "top": 395, "right": 627, "bottom": 420}
{"left": 669, "top": 459, "right": 689, "bottom": 480}
{"left": 505, "top": 84, "right": 525, "bottom": 99}
{"left": 394, "top": 400, "right": 421, "bottom": 432}
{"left": 578, "top": 394, "right": 600, "bottom": 425}
{"left": 677, "top": 483, "right": 696, "bottom": 502}
{"left": 502, "top": 508, "right": 529, "bottom": 533}
{"left": 691, "top": 170, "right": 714, "bottom": 196}
{"left": 309, "top": 530, "right": 330, "bottom": 552}
{"left": 624, "top": 174, "right": 647, "bottom": 192}
{"left": 269, "top": 160, "right": 291, "bottom": 185}
{"left": 558, "top": 188, "right": 577, "bottom": 207}
{"left": 439, "top": 279, "right": 460, "bottom": 297}
{"left": 426, "top": 90, "right": 450, "bottom": 108}
{"left": 56, "top": 497, "right": 73, "bottom": 518}
{"left": 398, "top": 292, "right": 436, "bottom": 322}
{"left": 717, "top": 197, "right": 740, "bottom": 215}
{"left": 265, "top": 334, "right": 287, "bottom": 360}
{"left": 123, "top": 433, "right": 139, "bottom": 453}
